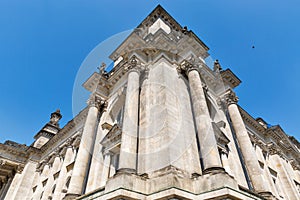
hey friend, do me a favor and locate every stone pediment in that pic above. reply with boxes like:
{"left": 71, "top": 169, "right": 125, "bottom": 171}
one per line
{"left": 100, "top": 124, "right": 121, "bottom": 150}
{"left": 212, "top": 121, "right": 230, "bottom": 151}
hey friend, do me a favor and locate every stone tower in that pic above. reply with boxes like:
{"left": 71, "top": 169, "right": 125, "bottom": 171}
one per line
{"left": 1, "top": 5, "right": 300, "bottom": 200}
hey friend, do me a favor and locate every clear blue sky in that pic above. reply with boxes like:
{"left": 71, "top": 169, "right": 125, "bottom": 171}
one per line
{"left": 0, "top": 0, "right": 299, "bottom": 145}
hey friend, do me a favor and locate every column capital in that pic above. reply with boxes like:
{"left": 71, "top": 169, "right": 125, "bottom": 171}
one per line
{"left": 65, "top": 137, "right": 74, "bottom": 148}
{"left": 72, "top": 135, "right": 81, "bottom": 149}
{"left": 103, "top": 149, "right": 113, "bottom": 156}
{"left": 178, "top": 60, "right": 199, "bottom": 75}
{"left": 88, "top": 95, "right": 108, "bottom": 111}
{"left": 16, "top": 164, "right": 25, "bottom": 173}
{"left": 126, "top": 55, "right": 142, "bottom": 74}
{"left": 223, "top": 90, "right": 239, "bottom": 106}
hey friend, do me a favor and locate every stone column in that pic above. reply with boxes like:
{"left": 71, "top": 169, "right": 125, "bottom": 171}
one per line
{"left": 32, "top": 162, "right": 50, "bottom": 199}
{"left": 4, "top": 172, "right": 21, "bottom": 200}
{"left": 85, "top": 118, "right": 106, "bottom": 193}
{"left": 118, "top": 56, "right": 140, "bottom": 173}
{"left": 0, "top": 177, "right": 12, "bottom": 200}
{"left": 225, "top": 90, "right": 268, "bottom": 193}
{"left": 42, "top": 153, "right": 61, "bottom": 199}
{"left": 272, "top": 154, "right": 300, "bottom": 199}
{"left": 14, "top": 160, "right": 38, "bottom": 199}
{"left": 53, "top": 139, "right": 75, "bottom": 200}
{"left": 182, "top": 61, "right": 223, "bottom": 172}
{"left": 65, "top": 96, "right": 105, "bottom": 198}
{"left": 100, "top": 151, "right": 112, "bottom": 187}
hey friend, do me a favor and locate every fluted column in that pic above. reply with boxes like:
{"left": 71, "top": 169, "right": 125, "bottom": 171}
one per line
{"left": 42, "top": 153, "right": 61, "bottom": 199}
{"left": 118, "top": 56, "right": 140, "bottom": 173}
{"left": 100, "top": 151, "right": 112, "bottom": 187}
{"left": 65, "top": 97, "right": 106, "bottom": 198}
{"left": 224, "top": 90, "right": 268, "bottom": 193}
{"left": 181, "top": 61, "right": 223, "bottom": 172}
{"left": 53, "top": 139, "right": 75, "bottom": 200}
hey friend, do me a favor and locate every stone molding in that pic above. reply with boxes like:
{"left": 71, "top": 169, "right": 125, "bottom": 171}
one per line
{"left": 101, "top": 123, "right": 122, "bottom": 151}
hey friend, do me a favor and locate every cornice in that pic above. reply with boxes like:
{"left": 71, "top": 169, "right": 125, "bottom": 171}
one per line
{"left": 101, "top": 123, "right": 122, "bottom": 151}
{"left": 0, "top": 142, "right": 29, "bottom": 163}
{"left": 220, "top": 69, "right": 241, "bottom": 89}
{"left": 238, "top": 106, "right": 266, "bottom": 134}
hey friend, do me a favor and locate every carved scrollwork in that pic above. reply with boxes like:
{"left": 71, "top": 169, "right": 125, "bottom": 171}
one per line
{"left": 290, "top": 159, "right": 300, "bottom": 171}
{"left": 0, "top": 160, "right": 6, "bottom": 166}
{"left": 88, "top": 95, "right": 108, "bottom": 112}
{"left": 125, "top": 55, "right": 142, "bottom": 75}
{"left": 72, "top": 135, "right": 81, "bottom": 149}
{"left": 224, "top": 90, "right": 239, "bottom": 106}
{"left": 16, "top": 164, "right": 25, "bottom": 173}
{"left": 267, "top": 143, "right": 280, "bottom": 155}
{"left": 178, "top": 60, "right": 198, "bottom": 75}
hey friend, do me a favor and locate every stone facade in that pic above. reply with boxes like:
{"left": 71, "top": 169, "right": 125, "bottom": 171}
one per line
{"left": 1, "top": 5, "right": 300, "bottom": 200}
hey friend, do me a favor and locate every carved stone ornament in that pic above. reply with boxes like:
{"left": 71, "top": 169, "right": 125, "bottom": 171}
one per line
{"left": 0, "top": 160, "right": 6, "bottom": 166}
{"left": 88, "top": 95, "right": 108, "bottom": 111}
{"left": 72, "top": 135, "right": 81, "bottom": 149}
{"left": 224, "top": 90, "right": 239, "bottom": 106}
{"left": 213, "top": 59, "right": 222, "bottom": 72}
{"left": 64, "top": 137, "right": 74, "bottom": 148}
{"left": 267, "top": 143, "right": 280, "bottom": 155}
{"left": 49, "top": 109, "right": 62, "bottom": 127}
{"left": 16, "top": 164, "right": 25, "bottom": 173}
{"left": 290, "top": 159, "right": 300, "bottom": 171}
{"left": 178, "top": 60, "right": 198, "bottom": 75}
{"left": 126, "top": 55, "right": 142, "bottom": 74}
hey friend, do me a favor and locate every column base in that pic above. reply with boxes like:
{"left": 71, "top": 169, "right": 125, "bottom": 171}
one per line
{"left": 63, "top": 193, "right": 80, "bottom": 200}
{"left": 203, "top": 167, "right": 225, "bottom": 175}
{"left": 117, "top": 168, "right": 136, "bottom": 174}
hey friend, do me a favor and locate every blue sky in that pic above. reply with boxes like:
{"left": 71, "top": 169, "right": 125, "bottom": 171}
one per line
{"left": 0, "top": 0, "right": 299, "bottom": 145}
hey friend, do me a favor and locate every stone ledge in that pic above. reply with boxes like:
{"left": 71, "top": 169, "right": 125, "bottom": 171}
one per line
{"left": 78, "top": 186, "right": 264, "bottom": 200}
{"left": 76, "top": 167, "right": 267, "bottom": 199}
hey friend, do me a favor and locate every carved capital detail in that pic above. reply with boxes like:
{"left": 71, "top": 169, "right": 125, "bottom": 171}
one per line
{"left": 290, "top": 159, "right": 300, "bottom": 171}
{"left": 267, "top": 143, "right": 280, "bottom": 155}
{"left": 224, "top": 90, "right": 239, "bottom": 106}
{"left": 178, "top": 60, "right": 198, "bottom": 75}
{"left": 16, "top": 164, "right": 25, "bottom": 173}
{"left": 72, "top": 135, "right": 81, "bottom": 149}
{"left": 88, "top": 95, "right": 108, "bottom": 112}
{"left": 126, "top": 55, "right": 142, "bottom": 74}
